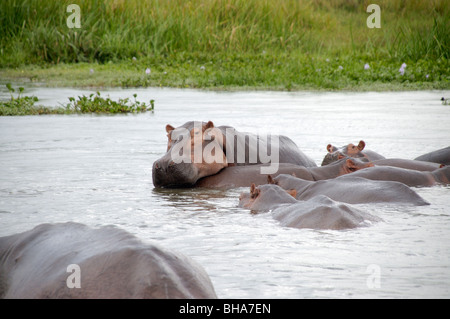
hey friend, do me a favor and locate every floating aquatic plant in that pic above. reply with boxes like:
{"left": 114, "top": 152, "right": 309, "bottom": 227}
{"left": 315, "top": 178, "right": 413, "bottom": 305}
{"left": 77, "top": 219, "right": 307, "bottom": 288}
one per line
{"left": 65, "top": 92, "right": 155, "bottom": 114}
{"left": 1, "top": 84, "right": 155, "bottom": 115}
{"left": 0, "top": 83, "right": 58, "bottom": 115}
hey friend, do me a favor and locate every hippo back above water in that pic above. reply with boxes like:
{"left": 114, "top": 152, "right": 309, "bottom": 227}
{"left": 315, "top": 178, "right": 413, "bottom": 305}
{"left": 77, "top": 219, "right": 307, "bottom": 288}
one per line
{"left": 414, "top": 146, "right": 450, "bottom": 166}
{"left": 0, "top": 222, "right": 217, "bottom": 299}
{"left": 196, "top": 157, "right": 373, "bottom": 189}
{"left": 271, "top": 173, "right": 429, "bottom": 206}
{"left": 153, "top": 121, "right": 316, "bottom": 188}
{"left": 239, "top": 184, "right": 381, "bottom": 230}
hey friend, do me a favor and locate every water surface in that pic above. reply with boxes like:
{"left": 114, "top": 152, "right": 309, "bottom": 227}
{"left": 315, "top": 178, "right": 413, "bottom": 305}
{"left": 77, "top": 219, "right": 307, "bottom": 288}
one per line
{"left": 1, "top": 88, "right": 449, "bottom": 298}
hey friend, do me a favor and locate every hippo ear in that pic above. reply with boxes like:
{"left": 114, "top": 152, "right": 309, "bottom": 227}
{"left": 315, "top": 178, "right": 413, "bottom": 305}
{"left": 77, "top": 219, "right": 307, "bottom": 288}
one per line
{"left": 267, "top": 175, "right": 274, "bottom": 184}
{"left": 286, "top": 189, "right": 297, "bottom": 198}
{"left": 358, "top": 140, "right": 365, "bottom": 151}
{"left": 326, "top": 144, "right": 333, "bottom": 153}
{"left": 166, "top": 124, "right": 175, "bottom": 133}
{"left": 203, "top": 121, "right": 214, "bottom": 131}
{"left": 250, "top": 183, "right": 260, "bottom": 199}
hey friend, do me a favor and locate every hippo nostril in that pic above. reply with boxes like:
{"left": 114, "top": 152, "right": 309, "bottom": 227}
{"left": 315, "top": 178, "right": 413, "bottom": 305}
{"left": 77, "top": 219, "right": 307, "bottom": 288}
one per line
{"left": 155, "top": 162, "right": 160, "bottom": 169}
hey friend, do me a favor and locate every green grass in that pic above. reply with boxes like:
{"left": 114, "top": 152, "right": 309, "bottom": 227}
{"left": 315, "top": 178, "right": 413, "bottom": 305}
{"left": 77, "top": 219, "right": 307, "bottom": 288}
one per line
{"left": 0, "top": 84, "right": 155, "bottom": 115}
{"left": 0, "top": 0, "right": 449, "bottom": 90}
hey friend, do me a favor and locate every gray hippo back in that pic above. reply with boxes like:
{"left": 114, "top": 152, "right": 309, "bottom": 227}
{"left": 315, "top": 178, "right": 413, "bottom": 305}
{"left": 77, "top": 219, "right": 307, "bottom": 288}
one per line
{"left": 0, "top": 222, "right": 217, "bottom": 299}
{"left": 272, "top": 195, "right": 382, "bottom": 230}
{"left": 414, "top": 146, "right": 450, "bottom": 166}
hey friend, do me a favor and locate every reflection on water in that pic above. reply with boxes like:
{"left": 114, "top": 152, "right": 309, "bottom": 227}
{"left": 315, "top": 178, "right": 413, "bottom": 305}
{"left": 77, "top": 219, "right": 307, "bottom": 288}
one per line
{"left": 1, "top": 88, "right": 450, "bottom": 298}
{"left": 152, "top": 187, "right": 233, "bottom": 212}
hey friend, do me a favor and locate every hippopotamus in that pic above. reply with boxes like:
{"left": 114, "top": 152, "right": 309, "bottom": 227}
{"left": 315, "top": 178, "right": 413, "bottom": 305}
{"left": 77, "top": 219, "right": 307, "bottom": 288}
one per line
{"left": 153, "top": 121, "right": 317, "bottom": 187}
{"left": 195, "top": 157, "right": 373, "bottom": 188}
{"left": 270, "top": 174, "right": 429, "bottom": 205}
{"left": 372, "top": 158, "right": 443, "bottom": 171}
{"left": 239, "top": 183, "right": 297, "bottom": 211}
{"left": 321, "top": 140, "right": 385, "bottom": 166}
{"left": 239, "top": 184, "right": 381, "bottom": 230}
{"left": 414, "top": 146, "right": 450, "bottom": 166}
{"left": 0, "top": 222, "right": 217, "bottom": 299}
{"left": 341, "top": 165, "right": 450, "bottom": 187}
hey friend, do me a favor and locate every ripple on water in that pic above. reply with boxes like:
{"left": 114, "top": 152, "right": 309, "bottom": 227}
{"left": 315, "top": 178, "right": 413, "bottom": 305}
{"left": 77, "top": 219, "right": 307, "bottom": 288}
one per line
{"left": 1, "top": 89, "right": 449, "bottom": 298}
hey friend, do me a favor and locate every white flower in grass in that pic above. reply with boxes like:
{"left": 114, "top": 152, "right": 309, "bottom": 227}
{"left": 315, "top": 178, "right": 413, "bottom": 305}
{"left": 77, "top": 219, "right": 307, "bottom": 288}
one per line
{"left": 399, "top": 63, "right": 406, "bottom": 75}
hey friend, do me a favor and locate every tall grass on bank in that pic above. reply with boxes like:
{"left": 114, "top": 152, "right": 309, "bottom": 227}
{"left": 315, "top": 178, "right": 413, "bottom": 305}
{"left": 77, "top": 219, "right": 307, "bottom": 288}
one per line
{"left": 1, "top": 0, "right": 448, "bottom": 66}
{"left": 0, "top": 0, "right": 448, "bottom": 89}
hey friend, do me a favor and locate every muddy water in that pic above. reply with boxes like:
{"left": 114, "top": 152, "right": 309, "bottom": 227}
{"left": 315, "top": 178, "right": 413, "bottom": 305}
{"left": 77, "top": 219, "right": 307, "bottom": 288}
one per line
{"left": 1, "top": 87, "right": 449, "bottom": 298}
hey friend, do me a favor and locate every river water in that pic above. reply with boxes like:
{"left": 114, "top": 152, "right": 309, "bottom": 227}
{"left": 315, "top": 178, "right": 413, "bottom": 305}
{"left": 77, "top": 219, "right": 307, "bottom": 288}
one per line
{"left": 1, "top": 87, "right": 449, "bottom": 298}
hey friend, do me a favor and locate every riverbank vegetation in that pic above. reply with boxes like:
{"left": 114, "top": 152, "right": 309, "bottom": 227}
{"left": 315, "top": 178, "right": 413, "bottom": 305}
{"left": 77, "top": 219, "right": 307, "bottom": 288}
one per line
{"left": 0, "top": 84, "right": 154, "bottom": 115}
{"left": 0, "top": 0, "right": 449, "bottom": 90}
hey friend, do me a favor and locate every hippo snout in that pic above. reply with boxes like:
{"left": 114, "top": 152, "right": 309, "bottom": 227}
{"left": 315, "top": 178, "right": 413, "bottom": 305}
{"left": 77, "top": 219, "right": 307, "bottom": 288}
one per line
{"left": 152, "top": 159, "right": 198, "bottom": 188}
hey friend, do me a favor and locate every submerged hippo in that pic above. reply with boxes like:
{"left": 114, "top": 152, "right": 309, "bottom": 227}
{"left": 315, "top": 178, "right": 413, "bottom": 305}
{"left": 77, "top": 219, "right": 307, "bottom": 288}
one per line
{"left": 270, "top": 174, "right": 429, "bottom": 205}
{"left": 196, "top": 157, "right": 373, "bottom": 188}
{"left": 239, "top": 183, "right": 297, "bottom": 211}
{"left": 414, "top": 146, "right": 450, "bottom": 166}
{"left": 153, "top": 121, "right": 316, "bottom": 188}
{"left": 239, "top": 184, "right": 381, "bottom": 230}
{"left": 340, "top": 165, "right": 450, "bottom": 187}
{"left": 0, "top": 222, "right": 217, "bottom": 299}
{"left": 321, "top": 140, "right": 385, "bottom": 166}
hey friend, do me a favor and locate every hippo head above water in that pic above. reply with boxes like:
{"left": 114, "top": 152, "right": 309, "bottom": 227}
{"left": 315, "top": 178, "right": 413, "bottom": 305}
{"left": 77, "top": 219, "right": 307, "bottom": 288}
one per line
{"left": 153, "top": 121, "right": 228, "bottom": 188}
{"left": 153, "top": 120, "right": 318, "bottom": 188}
{"left": 322, "top": 140, "right": 366, "bottom": 166}
{"left": 328, "top": 140, "right": 366, "bottom": 156}
{"left": 239, "top": 183, "right": 297, "bottom": 212}
{"left": 321, "top": 140, "right": 385, "bottom": 166}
